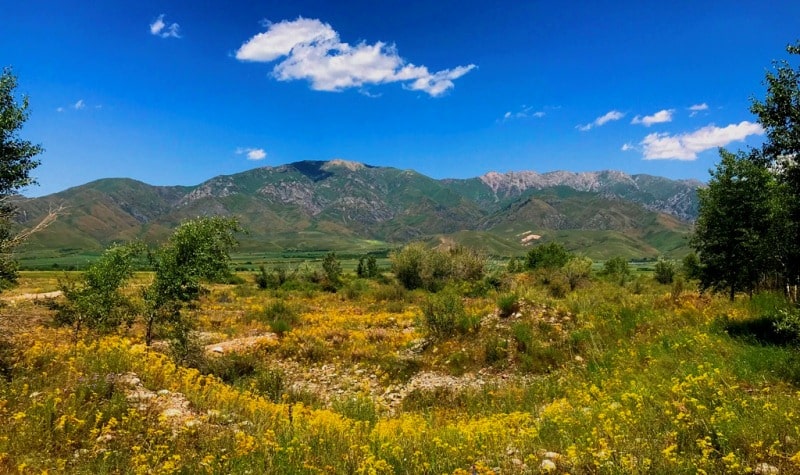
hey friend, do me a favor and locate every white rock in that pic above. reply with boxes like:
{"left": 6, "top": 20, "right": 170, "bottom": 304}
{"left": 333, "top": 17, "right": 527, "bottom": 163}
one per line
{"left": 540, "top": 459, "right": 557, "bottom": 472}
{"left": 755, "top": 463, "right": 779, "bottom": 475}
{"left": 544, "top": 451, "right": 561, "bottom": 461}
{"left": 161, "top": 408, "right": 183, "bottom": 418}
{"left": 211, "top": 346, "right": 224, "bottom": 354}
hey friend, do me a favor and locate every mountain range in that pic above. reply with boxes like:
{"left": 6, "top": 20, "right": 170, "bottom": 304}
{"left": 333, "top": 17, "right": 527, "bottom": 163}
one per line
{"left": 13, "top": 159, "right": 702, "bottom": 260}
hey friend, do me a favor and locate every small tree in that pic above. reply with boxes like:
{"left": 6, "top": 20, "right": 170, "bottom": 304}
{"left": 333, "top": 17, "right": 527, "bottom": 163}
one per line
{"left": 682, "top": 252, "right": 701, "bottom": 280}
{"left": 55, "top": 243, "right": 143, "bottom": 339}
{"left": 357, "top": 255, "right": 380, "bottom": 278}
{"left": 143, "top": 217, "right": 239, "bottom": 349}
{"left": 321, "top": 251, "right": 342, "bottom": 288}
{"left": 0, "top": 68, "right": 44, "bottom": 288}
{"left": 691, "top": 149, "right": 775, "bottom": 300}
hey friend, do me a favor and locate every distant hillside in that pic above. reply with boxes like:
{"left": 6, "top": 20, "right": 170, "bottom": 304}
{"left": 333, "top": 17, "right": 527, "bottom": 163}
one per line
{"left": 14, "top": 160, "right": 699, "bottom": 260}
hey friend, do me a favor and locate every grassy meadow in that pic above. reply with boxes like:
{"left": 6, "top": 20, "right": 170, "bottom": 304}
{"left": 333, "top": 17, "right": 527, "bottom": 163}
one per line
{"left": 2, "top": 266, "right": 800, "bottom": 474}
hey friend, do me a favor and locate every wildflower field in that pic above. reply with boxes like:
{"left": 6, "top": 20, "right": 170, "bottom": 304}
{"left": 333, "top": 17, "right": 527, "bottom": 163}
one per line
{"left": 2, "top": 268, "right": 800, "bottom": 474}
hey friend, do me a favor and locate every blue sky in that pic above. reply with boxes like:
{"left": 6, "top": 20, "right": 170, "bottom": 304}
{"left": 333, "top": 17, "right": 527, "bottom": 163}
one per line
{"left": 3, "top": 1, "right": 799, "bottom": 196}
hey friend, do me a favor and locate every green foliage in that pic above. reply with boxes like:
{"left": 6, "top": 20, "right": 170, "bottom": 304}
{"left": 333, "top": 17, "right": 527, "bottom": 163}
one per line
{"left": 653, "top": 257, "right": 676, "bottom": 284}
{"left": 563, "top": 256, "right": 592, "bottom": 290}
{"left": 356, "top": 255, "right": 380, "bottom": 278}
{"left": 691, "top": 150, "right": 775, "bottom": 299}
{"left": 496, "top": 293, "right": 520, "bottom": 318}
{"left": 0, "top": 68, "right": 43, "bottom": 288}
{"left": 602, "top": 256, "right": 631, "bottom": 284}
{"left": 391, "top": 243, "right": 486, "bottom": 291}
{"left": 251, "top": 367, "right": 286, "bottom": 402}
{"left": 143, "top": 217, "right": 240, "bottom": 348}
{"left": 55, "top": 243, "right": 143, "bottom": 336}
{"left": 260, "top": 300, "right": 299, "bottom": 336}
{"left": 321, "top": 251, "right": 342, "bottom": 289}
{"left": 682, "top": 252, "right": 701, "bottom": 280}
{"left": 421, "top": 290, "right": 468, "bottom": 337}
{"left": 525, "top": 242, "right": 571, "bottom": 270}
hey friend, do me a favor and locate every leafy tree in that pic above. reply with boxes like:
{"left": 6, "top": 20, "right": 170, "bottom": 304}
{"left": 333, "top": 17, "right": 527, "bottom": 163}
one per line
{"left": 0, "top": 68, "right": 43, "bottom": 287}
{"left": 682, "top": 252, "right": 702, "bottom": 280}
{"left": 750, "top": 40, "right": 800, "bottom": 296}
{"left": 356, "top": 255, "right": 379, "bottom": 278}
{"left": 691, "top": 150, "right": 775, "bottom": 300}
{"left": 55, "top": 243, "right": 143, "bottom": 339}
{"left": 525, "top": 242, "right": 571, "bottom": 270}
{"left": 143, "top": 217, "right": 239, "bottom": 348}
{"left": 321, "top": 251, "right": 342, "bottom": 288}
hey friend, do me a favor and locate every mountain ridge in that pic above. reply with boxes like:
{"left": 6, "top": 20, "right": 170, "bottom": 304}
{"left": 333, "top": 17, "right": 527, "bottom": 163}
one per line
{"left": 13, "top": 160, "right": 700, "bottom": 259}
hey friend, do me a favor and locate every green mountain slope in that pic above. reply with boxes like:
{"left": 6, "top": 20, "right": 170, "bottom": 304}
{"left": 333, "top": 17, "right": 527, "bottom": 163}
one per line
{"left": 14, "top": 160, "right": 698, "bottom": 260}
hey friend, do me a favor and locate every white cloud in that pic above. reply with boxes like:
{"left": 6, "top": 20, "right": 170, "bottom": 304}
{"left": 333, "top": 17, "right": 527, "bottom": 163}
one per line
{"left": 577, "top": 110, "right": 625, "bottom": 131}
{"left": 501, "top": 105, "right": 546, "bottom": 121}
{"left": 235, "top": 17, "right": 475, "bottom": 96}
{"left": 73, "top": 99, "right": 85, "bottom": 110}
{"left": 621, "top": 143, "right": 635, "bottom": 151}
{"left": 631, "top": 109, "right": 674, "bottom": 127}
{"left": 640, "top": 121, "right": 764, "bottom": 160}
{"left": 56, "top": 107, "right": 64, "bottom": 113}
{"left": 150, "top": 14, "right": 181, "bottom": 38}
{"left": 236, "top": 147, "right": 267, "bottom": 161}
{"left": 689, "top": 103, "right": 709, "bottom": 117}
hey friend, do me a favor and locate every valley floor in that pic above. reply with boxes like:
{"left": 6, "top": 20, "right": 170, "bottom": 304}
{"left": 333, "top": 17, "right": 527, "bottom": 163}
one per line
{"left": 1, "top": 272, "right": 800, "bottom": 474}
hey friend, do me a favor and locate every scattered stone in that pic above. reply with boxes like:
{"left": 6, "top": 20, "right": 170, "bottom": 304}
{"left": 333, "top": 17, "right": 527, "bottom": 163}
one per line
{"left": 540, "top": 459, "right": 557, "bottom": 472}
{"left": 754, "top": 463, "right": 779, "bottom": 475}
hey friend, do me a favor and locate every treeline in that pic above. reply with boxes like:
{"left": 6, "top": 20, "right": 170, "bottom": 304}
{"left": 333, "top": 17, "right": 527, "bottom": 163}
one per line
{"left": 692, "top": 41, "right": 800, "bottom": 301}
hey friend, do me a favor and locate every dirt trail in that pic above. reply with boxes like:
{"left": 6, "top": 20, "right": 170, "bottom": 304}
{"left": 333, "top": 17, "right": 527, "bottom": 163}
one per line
{"left": 2, "top": 290, "right": 62, "bottom": 303}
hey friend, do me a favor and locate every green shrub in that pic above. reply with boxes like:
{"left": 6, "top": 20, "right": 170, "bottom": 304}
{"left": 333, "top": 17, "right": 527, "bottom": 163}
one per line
{"left": 497, "top": 293, "right": 520, "bottom": 318}
{"left": 259, "top": 301, "right": 299, "bottom": 336}
{"left": 601, "top": 257, "right": 631, "bottom": 284}
{"left": 564, "top": 256, "right": 592, "bottom": 290}
{"left": 654, "top": 258, "right": 676, "bottom": 284}
{"left": 252, "top": 367, "right": 285, "bottom": 402}
{"left": 422, "top": 291, "right": 466, "bottom": 337}
{"left": 525, "top": 242, "right": 571, "bottom": 270}
{"left": 548, "top": 272, "right": 570, "bottom": 298}
{"left": 484, "top": 336, "right": 509, "bottom": 366}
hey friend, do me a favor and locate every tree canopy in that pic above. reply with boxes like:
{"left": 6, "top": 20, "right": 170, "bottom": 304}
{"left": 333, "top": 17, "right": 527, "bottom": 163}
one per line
{"left": 693, "top": 41, "right": 800, "bottom": 300}
{"left": 0, "top": 68, "right": 43, "bottom": 287}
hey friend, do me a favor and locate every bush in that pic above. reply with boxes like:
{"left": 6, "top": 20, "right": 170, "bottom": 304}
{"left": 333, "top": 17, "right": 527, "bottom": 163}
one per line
{"left": 252, "top": 367, "right": 285, "bottom": 402}
{"left": 548, "top": 272, "right": 570, "bottom": 298}
{"left": 484, "top": 336, "right": 509, "bottom": 366}
{"left": 601, "top": 257, "right": 631, "bottom": 284}
{"left": 260, "top": 301, "right": 299, "bottom": 336}
{"left": 391, "top": 243, "right": 487, "bottom": 291}
{"left": 497, "top": 293, "right": 520, "bottom": 318}
{"left": 422, "top": 290, "right": 466, "bottom": 337}
{"left": 564, "top": 256, "right": 592, "bottom": 290}
{"left": 526, "top": 242, "right": 571, "bottom": 270}
{"left": 654, "top": 258, "right": 676, "bottom": 284}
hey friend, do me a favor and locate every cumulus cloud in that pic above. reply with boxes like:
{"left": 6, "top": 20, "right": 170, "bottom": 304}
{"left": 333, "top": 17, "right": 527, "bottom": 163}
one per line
{"left": 689, "top": 103, "right": 709, "bottom": 117}
{"left": 235, "top": 17, "right": 475, "bottom": 96}
{"left": 621, "top": 143, "right": 635, "bottom": 151}
{"left": 631, "top": 109, "right": 674, "bottom": 127}
{"left": 577, "top": 110, "right": 625, "bottom": 131}
{"left": 150, "top": 14, "right": 181, "bottom": 38}
{"left": 236, "top": 147, "right": 267, "bottom": 161}
{"left": 640, "top": 121, "right": 764, "bottom": 160}
{"left": 73, "top": 99, "right": 85, "bottom": 110}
